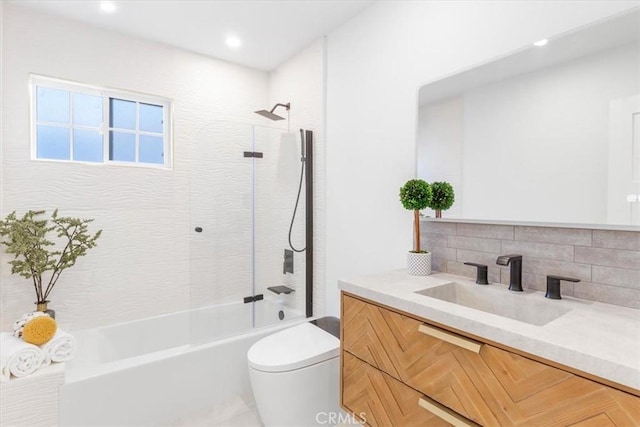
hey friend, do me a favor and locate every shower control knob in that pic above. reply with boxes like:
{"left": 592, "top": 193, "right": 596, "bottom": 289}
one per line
{"left": 194, "top": 227, "right": 203, "bottom": 233}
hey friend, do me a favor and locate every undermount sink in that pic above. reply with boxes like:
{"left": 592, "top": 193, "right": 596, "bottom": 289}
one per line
{"left": 415, "top": 281, "right": 572, "bottom": 326}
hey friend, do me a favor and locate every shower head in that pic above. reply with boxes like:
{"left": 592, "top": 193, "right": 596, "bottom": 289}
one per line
{"left": 254, "top": 102, "right": 290, "bottom": 121}
{"left": 255, "top": 110, "right": 285, "bottom": 120}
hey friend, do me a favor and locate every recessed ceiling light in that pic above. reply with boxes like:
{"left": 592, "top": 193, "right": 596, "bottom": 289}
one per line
{"left": 100, "top": 1, "right": 116, "bottom": 13}
{"left": 533, "top": 39, "right": 548, "bottom": 47}
{"left": 225, "top": 35, "right": 242, "bottom": 49}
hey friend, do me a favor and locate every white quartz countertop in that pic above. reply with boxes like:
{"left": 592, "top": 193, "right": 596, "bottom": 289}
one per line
{"left": 338, "top": 270, "right": 640, "bottom": 391}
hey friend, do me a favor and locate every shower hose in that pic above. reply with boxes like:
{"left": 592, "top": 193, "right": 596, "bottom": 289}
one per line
{"left": 288, "top": 129, "right": 306, "bottom": 253}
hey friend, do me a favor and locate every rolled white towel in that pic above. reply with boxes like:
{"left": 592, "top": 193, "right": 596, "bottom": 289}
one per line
{"left": 40, "top": 328, "right": 76, "bottom": 362}
{"left": 0, "top": 333, "right": 46, "bottom": 382}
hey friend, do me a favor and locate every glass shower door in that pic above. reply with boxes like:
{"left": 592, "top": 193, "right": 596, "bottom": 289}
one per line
{"left": 253, "top": 125, "right": 307, "bottom": 328}
{"left": 189, "top": 121, "right": 255, "bottom": 344}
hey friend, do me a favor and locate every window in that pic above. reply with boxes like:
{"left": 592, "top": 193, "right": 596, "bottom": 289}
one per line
{"left": 31, "top": 76, "right": 171, "bottom": 168}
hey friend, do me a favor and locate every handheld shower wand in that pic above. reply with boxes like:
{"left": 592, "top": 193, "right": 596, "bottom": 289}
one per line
{"left": 288, "top": 129, "right": 306, "bottom": 253}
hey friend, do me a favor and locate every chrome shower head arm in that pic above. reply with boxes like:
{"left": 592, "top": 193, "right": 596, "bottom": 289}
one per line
{"left": 255, "top": 102, "right": 290, "bottom": 121}
{"left": 270, "top": 102, "right": 290, "bottom": 113}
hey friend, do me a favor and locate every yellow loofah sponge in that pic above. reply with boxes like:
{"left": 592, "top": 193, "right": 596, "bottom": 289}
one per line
{"left": 23, "top": 315, "right": 57, "bottom": 345}
{"left": 13, "top": 312, "right": 58, "bottom": 345}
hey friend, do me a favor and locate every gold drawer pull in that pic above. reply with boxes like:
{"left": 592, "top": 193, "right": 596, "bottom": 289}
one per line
{"left": 418, "top": 324, "right": 483, "bottom": 353}
{"left": 418, "top": 397, "right": 480, "bottom": 427}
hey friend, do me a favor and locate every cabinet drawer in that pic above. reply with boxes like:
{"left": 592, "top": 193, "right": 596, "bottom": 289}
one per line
{"left": 342, "top": 293, "right": 640, "bottom": 426}
{"left": 342, "top": 351, "right": 457, "bottom": 427}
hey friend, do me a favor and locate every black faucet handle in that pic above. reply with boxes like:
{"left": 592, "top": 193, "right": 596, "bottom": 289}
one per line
{"left": 547, "top": 275, "right": 581, "bottom": 282}
{"left": 546, "top": 275, "right": 581, "bottom": 300}
{"left": 464, "top": 262, "right": 489, "bottom": 285}
{"left": 464, "top": 262, "right": 486, "bottom": 267}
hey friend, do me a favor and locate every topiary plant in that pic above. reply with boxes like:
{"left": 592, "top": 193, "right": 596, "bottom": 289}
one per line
{"left": 0, "top": 209, "right": 102, "bottom": 306}
{"left": 399, "top": 179, "right": 432, "bottom": 253}
{"left": 428, "top": 181, "right": 455, "bottom": 218}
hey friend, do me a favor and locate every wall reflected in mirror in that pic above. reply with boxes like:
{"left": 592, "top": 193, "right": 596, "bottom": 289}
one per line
{"left": 417, "top": 9, "right": 640, "bottom": 227}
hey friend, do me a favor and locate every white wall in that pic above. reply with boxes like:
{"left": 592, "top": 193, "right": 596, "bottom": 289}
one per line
{"left": 0, "top": 0, "right": 4, "bottom": 221}
{"left": 266, "top": 38, "right": 326, "bottom": 316}
{"left": 325, "top": 0, "right": 639, "bottom": 316}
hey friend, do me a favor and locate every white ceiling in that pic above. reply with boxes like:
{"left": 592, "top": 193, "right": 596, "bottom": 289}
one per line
{"left": 7, "top": 0, "right": 374, "bottom": 71}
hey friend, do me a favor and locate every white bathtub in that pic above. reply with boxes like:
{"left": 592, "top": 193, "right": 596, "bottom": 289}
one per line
{"left": 59, "top": 299, "right": 304, "bottom": 426}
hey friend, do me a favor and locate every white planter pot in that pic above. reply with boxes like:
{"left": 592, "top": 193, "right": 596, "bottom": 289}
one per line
{"left": 407, "top": 251, "right": 432, "bottom": 276}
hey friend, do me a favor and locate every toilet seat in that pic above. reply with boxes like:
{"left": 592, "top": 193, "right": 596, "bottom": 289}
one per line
{"left": 248, "top": 322, "right": 339, "bottom": 373}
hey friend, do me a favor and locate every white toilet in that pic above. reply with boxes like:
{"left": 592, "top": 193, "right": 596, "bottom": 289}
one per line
{"left": 248, "top": 318, "right": 341, "bottom": 426}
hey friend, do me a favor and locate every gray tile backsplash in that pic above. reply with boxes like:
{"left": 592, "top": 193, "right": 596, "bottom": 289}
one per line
{"left": 575, "top": 246, "right": 640, "bottom": 270}
{"left": 514, "top": 226, "right": 592, "bottom": 246}
{"left": 457, "top": 223, "right": 514, "bottom": 240}
{"left": 521, "top": 257, "right": 592, "bottom": 281}
{"left": 573, "top": 282, "right": 640, "bottom": 308}
{"left": 592, "top": 230, "right": 640, "bottom": 251}
{"left": 501, "top": 240, "right": 574, "bottom": 262}
{"left": 448, "top": 235, "right": 502, "bottom": 253}
{"left": 591, "top": 266, "right": 640, "bottom": 289}
{"left": 422, "top": 220, "right": 640, "bottom": 309}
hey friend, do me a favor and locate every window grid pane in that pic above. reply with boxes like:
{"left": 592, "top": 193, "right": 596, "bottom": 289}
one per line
{"left": 37, "top": 87, "right": 70, "bottom": 124}
{"left": 139, "top": 103, "right": 164, "bottom": 133}
{"left": 110, "top": 98, "right": 136, "bottom": 130}
{"left": 107, "top": 98, "right": 165, "bottom": 166}
{"left": 37, "top": 125, "right": 70, "bottom": 160}
{"left": 109, "top": 131, "right": 136, "bottom": 162}
{"left": 139, "top": 135, "right": 164, "bottom": 164}
{"left": 33, "top": 78, "right": 170, "bottom": 168}
{"left": 73, "top": 92, "right": 103, "bottom": 127}
{"left": 73, "top": 129, "right": 103, "bottom": 162}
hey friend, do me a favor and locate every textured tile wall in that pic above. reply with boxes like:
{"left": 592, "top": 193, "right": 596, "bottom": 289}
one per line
{"left": 0, "top": 364, "right": 65, "bottom": 427}
{"left": 1, "top": 6, "right": 325, "bottom": 332}
{"left": 0, "top": 5, "right": 259, "bottom": 331}
{"left": 267, "top": 38, "right": 326, "bottom": 318}
{"left": 422, "top": 220, "right": 640, "bottom": 309}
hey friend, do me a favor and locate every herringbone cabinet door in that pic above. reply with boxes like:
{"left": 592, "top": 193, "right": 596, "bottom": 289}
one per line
{"left": 342, "top": 351, "right": 451, "bottom": 427}
{"left": 342, "top": 293, "right": 640, "bottom": 426}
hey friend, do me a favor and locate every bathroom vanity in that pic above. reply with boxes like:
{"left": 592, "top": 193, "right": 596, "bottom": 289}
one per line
{"left": 339, "top": 271, "right": 640, "bottom": 426}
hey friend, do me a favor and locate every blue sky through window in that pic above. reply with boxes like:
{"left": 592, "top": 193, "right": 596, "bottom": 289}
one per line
{"left": 33, "top": 78, "right": 169, "bottom": 167}
{"left": 37, "top": 87, "right": 70, "bottom": 124}
{"left": 74, "top": 129, "right": 103, "bottom": 162}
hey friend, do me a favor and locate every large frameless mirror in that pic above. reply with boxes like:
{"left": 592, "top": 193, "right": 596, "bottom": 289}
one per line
{"left": 416, "top": 9, "right": 640, "bottom": 227}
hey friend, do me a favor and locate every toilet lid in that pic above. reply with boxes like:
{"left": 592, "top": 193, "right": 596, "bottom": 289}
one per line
{"left": 248, "top": 322, "right": 340, "bottom": 373}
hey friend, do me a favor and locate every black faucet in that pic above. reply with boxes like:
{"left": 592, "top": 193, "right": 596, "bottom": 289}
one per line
{"left": 496, "top": 254, "right": 523, "bottom": 292}
{"left": 463, "top": 262, "right": 489, "bottom": 285}
{"left": 545, "top": 275, "right": 580, "bottom": 299}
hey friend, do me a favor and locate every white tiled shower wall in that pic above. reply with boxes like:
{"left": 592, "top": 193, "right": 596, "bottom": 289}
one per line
{"left": 268, "top": 39, "right": 326, "bottom": 317}
{"left": 0, "top": 4, "right": 325, "bottom": 331}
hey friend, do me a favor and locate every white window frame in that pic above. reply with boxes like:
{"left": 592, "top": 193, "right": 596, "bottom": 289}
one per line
{"left": 30, "top": 75, "right": 173, "bottom": 169}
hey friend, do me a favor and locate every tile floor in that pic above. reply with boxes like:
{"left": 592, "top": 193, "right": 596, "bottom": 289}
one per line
{"left": 159, "top": 395, "right": 262, "bottom": 427}
{"left": 158, "top": 394, "right": 363, "bottom": 426}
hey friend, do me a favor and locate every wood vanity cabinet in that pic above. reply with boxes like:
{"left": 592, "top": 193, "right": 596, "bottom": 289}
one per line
{"left": 340, "top": 292, "right": 640, "bottom": 427}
